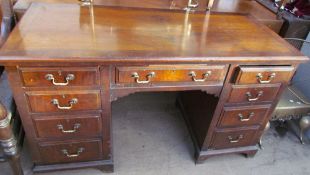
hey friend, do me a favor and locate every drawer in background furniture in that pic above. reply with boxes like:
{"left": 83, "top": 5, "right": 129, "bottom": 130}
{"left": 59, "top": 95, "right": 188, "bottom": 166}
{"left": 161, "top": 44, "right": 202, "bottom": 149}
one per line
{"left": 210, "top": 128, "right": 258, "bottom": 149}
{"left": 33, "top": 114, "right": 102, "bottom": 138}
{"left": 26, "top": 90, "right": 101, "bottom": 113}
{"left": 19, "top": 67, "right": 99, "bottom": 87}
{"left": 218, "top": 105, "right": 270, "bottom": 128}
{"left": 116, "top": 65, "right": 228, "bottom": 84}
{"left": 227, "top": 84, "right": 281, "bottom": 103}
{"left": 38, "top": 140, "right": 102, "bottom": 164}
{"left": 235, "top": 66, "right": 294, "bottom": 84}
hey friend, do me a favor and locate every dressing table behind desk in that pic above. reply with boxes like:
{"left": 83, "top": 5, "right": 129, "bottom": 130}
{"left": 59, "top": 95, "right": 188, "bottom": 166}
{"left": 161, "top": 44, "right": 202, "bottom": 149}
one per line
{"left": 0, "top": 3, "right": 308, "bottom": 173}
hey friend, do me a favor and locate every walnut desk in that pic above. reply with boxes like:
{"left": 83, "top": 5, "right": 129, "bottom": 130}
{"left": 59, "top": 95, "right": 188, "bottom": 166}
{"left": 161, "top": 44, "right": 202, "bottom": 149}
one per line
{"left": 0, "top": 3, "right": 307, "bottom": 173}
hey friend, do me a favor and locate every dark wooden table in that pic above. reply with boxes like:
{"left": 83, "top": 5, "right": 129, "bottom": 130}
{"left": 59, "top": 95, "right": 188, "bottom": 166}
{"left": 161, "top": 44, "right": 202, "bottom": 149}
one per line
{"left": 0, "top": 3, "right": 307, "bottom": 173}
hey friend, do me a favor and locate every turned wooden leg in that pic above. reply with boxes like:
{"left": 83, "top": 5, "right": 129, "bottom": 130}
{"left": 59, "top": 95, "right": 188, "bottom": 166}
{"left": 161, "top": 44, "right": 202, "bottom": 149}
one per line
{"left": 0, "top": 103, "right": 23, "bottom": 175}
{"left": 299, "top": 116, "right": 310, "bottom": 144}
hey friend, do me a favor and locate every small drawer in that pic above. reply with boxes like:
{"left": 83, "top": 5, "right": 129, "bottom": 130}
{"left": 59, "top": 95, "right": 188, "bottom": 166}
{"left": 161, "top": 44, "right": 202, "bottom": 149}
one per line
{"left": 39, "top": 140, "right": 102, "bottom": 164}
{"left": 116, "top": 64, "right": 228, "bottom": 84}
{"left": 26, "top": 90, "right": 101, "bottom": 113}
{"left": 33, "top": 114, "right": 102, "bottom": 138}
{"left": 210, "top": 128, "right": 258, "bottom": 149}
{"left": 19, "top": 67, "right": 99, "bottom": 87}
{"left": 218, "top": 105, "right": 270, "bottom": 128}
{"left": 235, "top": 66, "right": 294, "bottom": 84}
{"left": 227, "top": 84, "right": 280, "bottom": 103}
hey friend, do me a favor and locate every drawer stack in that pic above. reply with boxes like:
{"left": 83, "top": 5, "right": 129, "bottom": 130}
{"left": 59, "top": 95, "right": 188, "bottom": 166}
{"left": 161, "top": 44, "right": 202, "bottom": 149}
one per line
{"left": 18, "top": 67, "right": 110, "bottom": 166}
{"left": 209, "top": 66, "right": 295, "bottom": 150}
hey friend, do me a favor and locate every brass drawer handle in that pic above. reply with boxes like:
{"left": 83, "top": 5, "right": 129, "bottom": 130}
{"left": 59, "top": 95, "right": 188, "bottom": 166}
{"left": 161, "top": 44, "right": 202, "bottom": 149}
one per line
{"left": 45, "top": 74, "right": 75, "bottom": 86}
{"left": 228, "top": 135, "right": 243, "bottom": 143}
{"left": 187, "top": 0, "right": 199, "bottom": 8}
{"left": 256, "top": 73, "right": 276, "bottom": 84}
{"left": 131, "top": 72, "right": 155, "bottom": 84}
{"left": 188, "top": 71, "right": 212, "bottom": 82}
{"left": 79, "top": 0, "right": 92, "bottom": 6}
{"left": 246, "top": 91, "right": 263, "bottom": 102}
{"left": 51, "top": 98, "right": 78, "bottom": 110}
{"left": 61, "top": 147, "right": 84, "bottom": 158}
{"left": 57, "top": 123, "right": 81, "bottom": 133}
{"left": 238, "top": 112, "right": 255, "bottom": 122}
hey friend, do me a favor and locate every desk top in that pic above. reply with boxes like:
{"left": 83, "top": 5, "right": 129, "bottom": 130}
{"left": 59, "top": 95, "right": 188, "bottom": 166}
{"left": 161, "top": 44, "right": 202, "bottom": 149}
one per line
{"left": 0, "top": 3, "right": 307, "bottom": 64}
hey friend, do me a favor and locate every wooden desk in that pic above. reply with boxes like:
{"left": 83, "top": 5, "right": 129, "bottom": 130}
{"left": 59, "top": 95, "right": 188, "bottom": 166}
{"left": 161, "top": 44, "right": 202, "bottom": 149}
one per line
{"left": 0, "top": 3, "right": 307, "bottom": 173}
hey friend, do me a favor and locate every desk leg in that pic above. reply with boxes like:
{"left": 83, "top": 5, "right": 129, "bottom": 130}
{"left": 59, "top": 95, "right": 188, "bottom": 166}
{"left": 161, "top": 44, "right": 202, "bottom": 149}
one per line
{"left": 0, "top": 103, "right": 23, "bottom": 175}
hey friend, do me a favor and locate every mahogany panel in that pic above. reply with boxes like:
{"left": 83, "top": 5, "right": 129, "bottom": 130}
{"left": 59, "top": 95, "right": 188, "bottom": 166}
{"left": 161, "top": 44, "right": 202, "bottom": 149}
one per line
{"left": 210, "top": 128, "right": 258, "bottom": 149}
{"left": 178, "top": 91, "right": 219, "bottom": 148}
{"left": 38, "top": 140, "right": 102, "bottom": 164}
{"left": 116, "top": 65, "right": 228, "bottom": 84}
{"left": 235, "top": 66, "right": 295, "bottom": 84}
{"left": 26, "top": 90, "right": 101, "bottom": 113}
{"left": 19, "top": 67, "right": 99, "bottom": 87}
{"left": 33, "top": 114, "right": 102, "bottom": 138}
{"left": 227, "top": 84, "right": 281, "bottom": 103}
{"left": 218, "top": 105, "right": 270, "bottom": 128}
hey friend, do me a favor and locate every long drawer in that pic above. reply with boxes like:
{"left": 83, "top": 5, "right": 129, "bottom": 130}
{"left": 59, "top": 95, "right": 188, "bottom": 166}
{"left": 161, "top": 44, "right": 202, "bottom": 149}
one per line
{"left": 210, "top": 128, "right": 258, "bottom": 149}
{"left": 38, "top": 140, "right": 102, "bottom": 164}
{"left": 33, "top": 114, "right": 102, "bottom": 138}
{"left": 116, "top": 64, "right": 228, "bottom": 84}
{"left": 218, "top": 105, "right": 270, "bottom": 128}
{"left": 19, "top": 67, "right": 100, "bottom": 87}
{"left": 227, "top": 84, "right": 281, "bottom": 103}
{"left": 26, "top": 90, "right": 101, "bottom": 113}
{"left": 235, "top": 66, "right": 294, "bottom": 85}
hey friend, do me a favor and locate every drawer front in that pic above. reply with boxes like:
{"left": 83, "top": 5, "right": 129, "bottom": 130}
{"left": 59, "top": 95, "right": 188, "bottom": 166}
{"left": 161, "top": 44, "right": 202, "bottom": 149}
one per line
{"left": 116, "top": 65, "right": 228, "bottom": 84}
{"left": 235, "top": 66, "right": 294, "bottom": 84}
{"left": 20, "top": 67, "right": 99, "bottom": 87}
{"left": 218, "top": 105, "right": 270, "bottom": 128}
{"left": 39, "top": 140, "right": 102, "bottom": 164}
{"left": 210, "top": 129, "right": 258, "bottom": 149}
{"left": 227, "top": 84, "right": 280, "bottom": 103}
{"left": 33, "top": 114, "right": 102, "bottom": 138}
{"left": 26, "top": 90, "right": 101, "bottom": 113}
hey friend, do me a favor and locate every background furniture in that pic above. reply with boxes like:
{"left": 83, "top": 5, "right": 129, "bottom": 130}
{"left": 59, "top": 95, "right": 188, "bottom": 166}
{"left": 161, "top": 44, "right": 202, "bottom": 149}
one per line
{"left": 0, "top": 3, "right": 307, "bottom": 173}
{"left": 211, "top": 0, "right": 284, "bottom": 33}
{"left": 257, "top": 0, "right": 310, "bottom": 39}
{"left": 272, "top": 37, "right": 310, "bottom": 144}
{"left": 0, "top": 0, "right": 24, "bottom": 174}
{"left": 0, "top": 73, "right": 24, "bottom": 175}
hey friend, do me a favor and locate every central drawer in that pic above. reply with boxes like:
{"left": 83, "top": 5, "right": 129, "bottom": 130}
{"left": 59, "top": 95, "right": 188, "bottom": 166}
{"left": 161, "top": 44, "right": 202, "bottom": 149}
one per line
{"left": 116, "top": 65, "right": 228, "bottom": 84}
{"left": 26, "top": 90, "right": 101, "bottom": 113}
{"left": 33, "top": 114, "right": 102, "bottom": 138}
{"left": 38, "top": 140, "right": 102, "bottom": 164}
